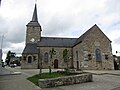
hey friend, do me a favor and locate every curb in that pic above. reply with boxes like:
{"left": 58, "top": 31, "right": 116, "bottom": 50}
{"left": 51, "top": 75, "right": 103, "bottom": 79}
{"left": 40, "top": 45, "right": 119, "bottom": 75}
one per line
{"left": 0, "top": 72, "right": 22, "bottom": 76}
{"left": 88, "top": 72, "right": 120, "bottom": 76}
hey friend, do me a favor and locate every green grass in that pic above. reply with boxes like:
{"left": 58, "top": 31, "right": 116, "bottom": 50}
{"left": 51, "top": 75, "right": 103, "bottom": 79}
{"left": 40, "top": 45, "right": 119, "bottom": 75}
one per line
{"left": 27, "top": 72, "right": 66, "bottom": 86}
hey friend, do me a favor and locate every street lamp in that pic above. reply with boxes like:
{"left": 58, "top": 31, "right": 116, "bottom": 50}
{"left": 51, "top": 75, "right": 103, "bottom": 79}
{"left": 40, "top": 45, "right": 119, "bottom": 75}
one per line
{"left": 0, "top": 35, "right": 4, "bottom": 72}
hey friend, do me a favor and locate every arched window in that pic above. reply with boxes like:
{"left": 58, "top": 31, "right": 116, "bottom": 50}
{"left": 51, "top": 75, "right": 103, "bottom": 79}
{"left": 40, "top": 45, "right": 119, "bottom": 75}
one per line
{"left": 44, "top": 52, "right": 49, "bottom": 63}
{"left": 28, "top": 56, "right": 32, "bottom": 63}
{"left": 76, "top": 51, "right": 78, "bottom": 61}
{"left": 95, "top": 48, "right": 101, "bottom": 61}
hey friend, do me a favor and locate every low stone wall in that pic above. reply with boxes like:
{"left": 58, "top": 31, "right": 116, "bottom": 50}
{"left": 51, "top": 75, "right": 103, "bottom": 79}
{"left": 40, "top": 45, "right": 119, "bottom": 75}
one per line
{"left": 38, "top": 73, "right": 92, "bottom": 88}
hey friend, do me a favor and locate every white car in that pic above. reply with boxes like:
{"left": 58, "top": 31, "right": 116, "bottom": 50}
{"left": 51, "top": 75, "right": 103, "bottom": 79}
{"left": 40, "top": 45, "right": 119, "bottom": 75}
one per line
{"left": 10, "top": 64, "right": 17, "bottom": 68}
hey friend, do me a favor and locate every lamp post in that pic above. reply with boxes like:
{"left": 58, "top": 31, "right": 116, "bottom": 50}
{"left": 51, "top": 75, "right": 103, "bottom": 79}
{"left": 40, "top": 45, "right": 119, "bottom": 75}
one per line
{"left": 0, "top": 0, "right": 1, "bottom": 7}
{"left": 1, "top": 35, "right": 4, "bottom": 60}
{"left": 0, "top": 35, "right": 4, "bottom": 73}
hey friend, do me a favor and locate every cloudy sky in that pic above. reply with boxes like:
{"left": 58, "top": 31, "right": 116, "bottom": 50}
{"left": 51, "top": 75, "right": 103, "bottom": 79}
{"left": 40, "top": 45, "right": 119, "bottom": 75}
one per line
{"left": 0, "top": 0, "right": 120, "bottom": 60}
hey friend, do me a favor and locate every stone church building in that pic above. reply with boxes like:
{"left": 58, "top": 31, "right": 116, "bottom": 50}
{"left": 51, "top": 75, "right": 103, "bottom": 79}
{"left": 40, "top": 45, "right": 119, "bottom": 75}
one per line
{"left": 21, "top": 4, "right": 114, "bottom": 70}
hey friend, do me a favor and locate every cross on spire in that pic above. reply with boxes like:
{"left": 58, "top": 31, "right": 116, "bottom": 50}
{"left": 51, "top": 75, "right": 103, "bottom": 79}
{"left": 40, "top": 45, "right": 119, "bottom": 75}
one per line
{"left": 31, "top": 3, "right": 38, "bottom": 22}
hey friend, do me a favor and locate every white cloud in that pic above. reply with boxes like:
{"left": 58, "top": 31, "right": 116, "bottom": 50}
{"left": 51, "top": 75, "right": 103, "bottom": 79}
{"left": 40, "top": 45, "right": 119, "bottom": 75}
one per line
{"left": 100, "top": 14, "right": 119, "bottom": 25}
{"left": 0, "top": 0, "right": 120, "bottom": 60}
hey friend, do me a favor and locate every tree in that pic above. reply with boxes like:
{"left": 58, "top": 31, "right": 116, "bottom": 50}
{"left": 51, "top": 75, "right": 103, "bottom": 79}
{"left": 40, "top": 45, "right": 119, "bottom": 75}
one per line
{"left": 63, "top": 49, "right": 69, "bottom": 68}
{"left": 49, "top": 48, "right": 56, "bottom": 74}
{"left": 5, "top": 51, "right": 11, "bottom": 65}
{"left": 39, "top": 53, "right": 42, "bottom": 75}
{"left": 5, "top": 51, "right": 16, "bottom": 65}
{"left": 11, "top": 52, "right": 16, "bottom": 57}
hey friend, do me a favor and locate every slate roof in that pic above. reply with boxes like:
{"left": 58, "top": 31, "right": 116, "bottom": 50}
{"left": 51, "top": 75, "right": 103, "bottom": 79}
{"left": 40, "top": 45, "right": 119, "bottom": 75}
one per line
{"left": 22, "top": 43, "right": 38, "bottom": 54}
{"left": 37, "top": 37, "right": 77, "bottom": 47}
{"left": 32, "top": 4, "right": 38, "bottom": 22}
{"left": 26, "top": 21, "right": 40, "bottom": 27}
{"left": 23, "top": 24, "right": 111, "bottom": 54}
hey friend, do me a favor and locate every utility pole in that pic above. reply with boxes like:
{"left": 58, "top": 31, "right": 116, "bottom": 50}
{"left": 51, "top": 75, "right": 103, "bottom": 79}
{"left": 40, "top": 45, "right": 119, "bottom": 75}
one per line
{"left": 0, "top": 35, "right": 4, "bottom": 73}
{"left": 1, "top": 35, "right": 4, "bottom": 49}
{"left": 0, "top": 0, "right": 1, "bottom": 7}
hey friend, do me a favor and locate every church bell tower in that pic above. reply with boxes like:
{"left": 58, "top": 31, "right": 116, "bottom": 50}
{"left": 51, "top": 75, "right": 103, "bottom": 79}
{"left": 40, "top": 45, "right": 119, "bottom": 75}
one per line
{"left": 26, "top": 4, "right": 42, "bottom": 44}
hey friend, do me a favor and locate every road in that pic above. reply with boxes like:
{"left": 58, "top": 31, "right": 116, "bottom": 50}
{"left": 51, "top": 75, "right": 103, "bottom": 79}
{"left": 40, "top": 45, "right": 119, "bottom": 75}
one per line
{"left": 0, "top": 67, "right": 40, "bottom": 90}
{"left": 0, "top": 67, "right": 120, "bottom": 90}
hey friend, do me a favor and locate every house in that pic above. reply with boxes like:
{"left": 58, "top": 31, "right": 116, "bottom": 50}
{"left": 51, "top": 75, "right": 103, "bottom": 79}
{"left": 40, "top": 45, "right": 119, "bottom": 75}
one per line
{"left": 113, "top": 55, "right": 120, "bottom": 70}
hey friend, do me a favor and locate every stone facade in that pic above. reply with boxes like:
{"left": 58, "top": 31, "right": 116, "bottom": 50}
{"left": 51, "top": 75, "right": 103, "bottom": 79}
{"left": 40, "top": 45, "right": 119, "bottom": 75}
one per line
{"left": 73, "top": 26, "right": 114, "bottom": 70}
{"left": 21, "top": 54, "right": 38, "bottom": 69}
{"left": 21, "top": 4, "right": 114, "bottom": 70}
{"left": 26, "top": 25, "right": 41, "bottom": 44}
{"left": 38, "top": 73, "right": 92, "bottom": 88}
{"left": 39, "top": 47, "right": 72, "bottom": 69}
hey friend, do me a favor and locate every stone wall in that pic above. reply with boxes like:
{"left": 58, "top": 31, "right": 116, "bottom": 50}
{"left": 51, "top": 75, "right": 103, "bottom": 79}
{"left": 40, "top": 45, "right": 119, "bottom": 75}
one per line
{"left": 26, "top": 26, "right": 41, "bottom": 44}
{"left": 39, "top": 47, "right": 72, "bottom": 69}
{"left": 73, "top": 26, "right": 114, "bottom": 70}
{"left": 73, "top": 43, "right": 83, "bottom": 69}
{"left": 38, "top": 73, "right": 92, "bottom": 88}
{"left": 21, "top": 54, "right": 38, "bottom": 69}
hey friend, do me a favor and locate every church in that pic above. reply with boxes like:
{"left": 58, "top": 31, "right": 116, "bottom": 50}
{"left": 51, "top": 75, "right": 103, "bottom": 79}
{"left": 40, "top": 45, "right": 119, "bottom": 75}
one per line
{"left": 21, "top": 4, "right": 114, "bottom": 70}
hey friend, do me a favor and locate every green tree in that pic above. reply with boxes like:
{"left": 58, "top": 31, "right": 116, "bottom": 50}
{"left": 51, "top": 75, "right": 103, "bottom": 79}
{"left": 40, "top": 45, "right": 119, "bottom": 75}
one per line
{"left": 49, "top": 48, "right": 56, "bottom": 74}
{"left": 5, "top": 51, "right": 11, "bottom": 65}
{"left": 63, "top": 49, "right": 69, "bottom": 68}
{"left": 5, "top": 51, "right": 16, "bottom": 65}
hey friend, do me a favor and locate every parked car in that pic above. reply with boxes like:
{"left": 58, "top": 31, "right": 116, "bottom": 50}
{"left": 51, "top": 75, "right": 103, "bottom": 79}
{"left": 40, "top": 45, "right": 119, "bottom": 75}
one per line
{"left": 10, "top": 64, "right": 17, "bottom": 68}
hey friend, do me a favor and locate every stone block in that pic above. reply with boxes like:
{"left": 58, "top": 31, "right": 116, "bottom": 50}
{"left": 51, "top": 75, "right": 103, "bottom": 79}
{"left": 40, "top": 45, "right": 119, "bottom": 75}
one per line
{"left": 38, "top": 73, "right": 92, "bottom": 88}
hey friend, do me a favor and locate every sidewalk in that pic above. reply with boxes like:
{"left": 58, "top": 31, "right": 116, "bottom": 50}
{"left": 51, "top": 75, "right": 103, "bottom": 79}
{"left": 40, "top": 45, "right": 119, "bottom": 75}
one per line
{"left": 84, "top": 70, "right": 120, "bottom": 75}
{"left": 0, "top": 67, "right": 21, "bottom": 76}
{"left": 1, "top": 67, "right": 120, "bottom": 90}
{"left": 0, "top": 66, "right": 41, "bottom": 90}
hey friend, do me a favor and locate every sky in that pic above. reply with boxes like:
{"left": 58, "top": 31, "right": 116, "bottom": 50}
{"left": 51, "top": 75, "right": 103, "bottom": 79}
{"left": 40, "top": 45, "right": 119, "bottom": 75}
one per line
{"left": 0, "top": 0, "right": 120, "bottom": 61}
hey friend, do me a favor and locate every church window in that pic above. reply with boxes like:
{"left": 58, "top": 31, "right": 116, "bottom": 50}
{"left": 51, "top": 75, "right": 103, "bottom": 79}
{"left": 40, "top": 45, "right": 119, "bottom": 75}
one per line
{"left": 44, "top": 52, "right": 49, "bottom": 63}
{"left": 95, "top": 48, "right": 101, "bottom": 61}
{"left": 76, "top": 51, "right": 78, "bottom": 61}
{"left": 28, "top": 56, "right": 32, "bottom": 63}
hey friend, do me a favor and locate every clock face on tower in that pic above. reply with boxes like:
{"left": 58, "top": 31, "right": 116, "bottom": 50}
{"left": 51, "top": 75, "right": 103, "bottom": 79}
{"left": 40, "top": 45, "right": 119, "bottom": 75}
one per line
{"left": 30, "top": 38, "right": 35, "bottom": 42}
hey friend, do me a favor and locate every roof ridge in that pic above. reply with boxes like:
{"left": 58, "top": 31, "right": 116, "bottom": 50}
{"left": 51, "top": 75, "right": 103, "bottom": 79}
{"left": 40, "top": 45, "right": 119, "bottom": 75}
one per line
{"left": 41, "top": 37, "right": 77, "bottom": 39}
{"left": 74, "top": 24, "right": 111, "bottom": 46}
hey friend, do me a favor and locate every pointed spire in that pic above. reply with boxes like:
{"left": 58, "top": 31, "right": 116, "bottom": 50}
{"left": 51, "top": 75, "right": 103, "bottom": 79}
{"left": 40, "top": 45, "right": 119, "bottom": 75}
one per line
{"left": 32, "top": 4, "right": 38, "bottom": 22}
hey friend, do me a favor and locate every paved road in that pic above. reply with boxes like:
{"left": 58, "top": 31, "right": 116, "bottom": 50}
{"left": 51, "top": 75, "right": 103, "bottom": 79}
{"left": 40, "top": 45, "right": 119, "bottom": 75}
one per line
{"left": 0, "top": 67, "right": 120, "bottom": 90}
{"left": 0, "top": 67, "right": 40, "bottom": 90}
{"left": 47, "top": 75, "right": 120, "bottom": 90}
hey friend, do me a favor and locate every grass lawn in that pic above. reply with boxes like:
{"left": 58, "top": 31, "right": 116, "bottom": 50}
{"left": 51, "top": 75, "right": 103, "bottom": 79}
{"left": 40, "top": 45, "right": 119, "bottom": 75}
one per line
{"left": 27, "top": 72, "right": 67, "bottom": 86}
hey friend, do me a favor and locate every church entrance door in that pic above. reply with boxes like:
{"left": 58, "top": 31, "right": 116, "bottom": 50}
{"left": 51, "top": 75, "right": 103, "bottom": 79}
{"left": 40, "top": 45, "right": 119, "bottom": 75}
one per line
{"left": 54, "top": 59, "right": 58, "bottom": 69}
